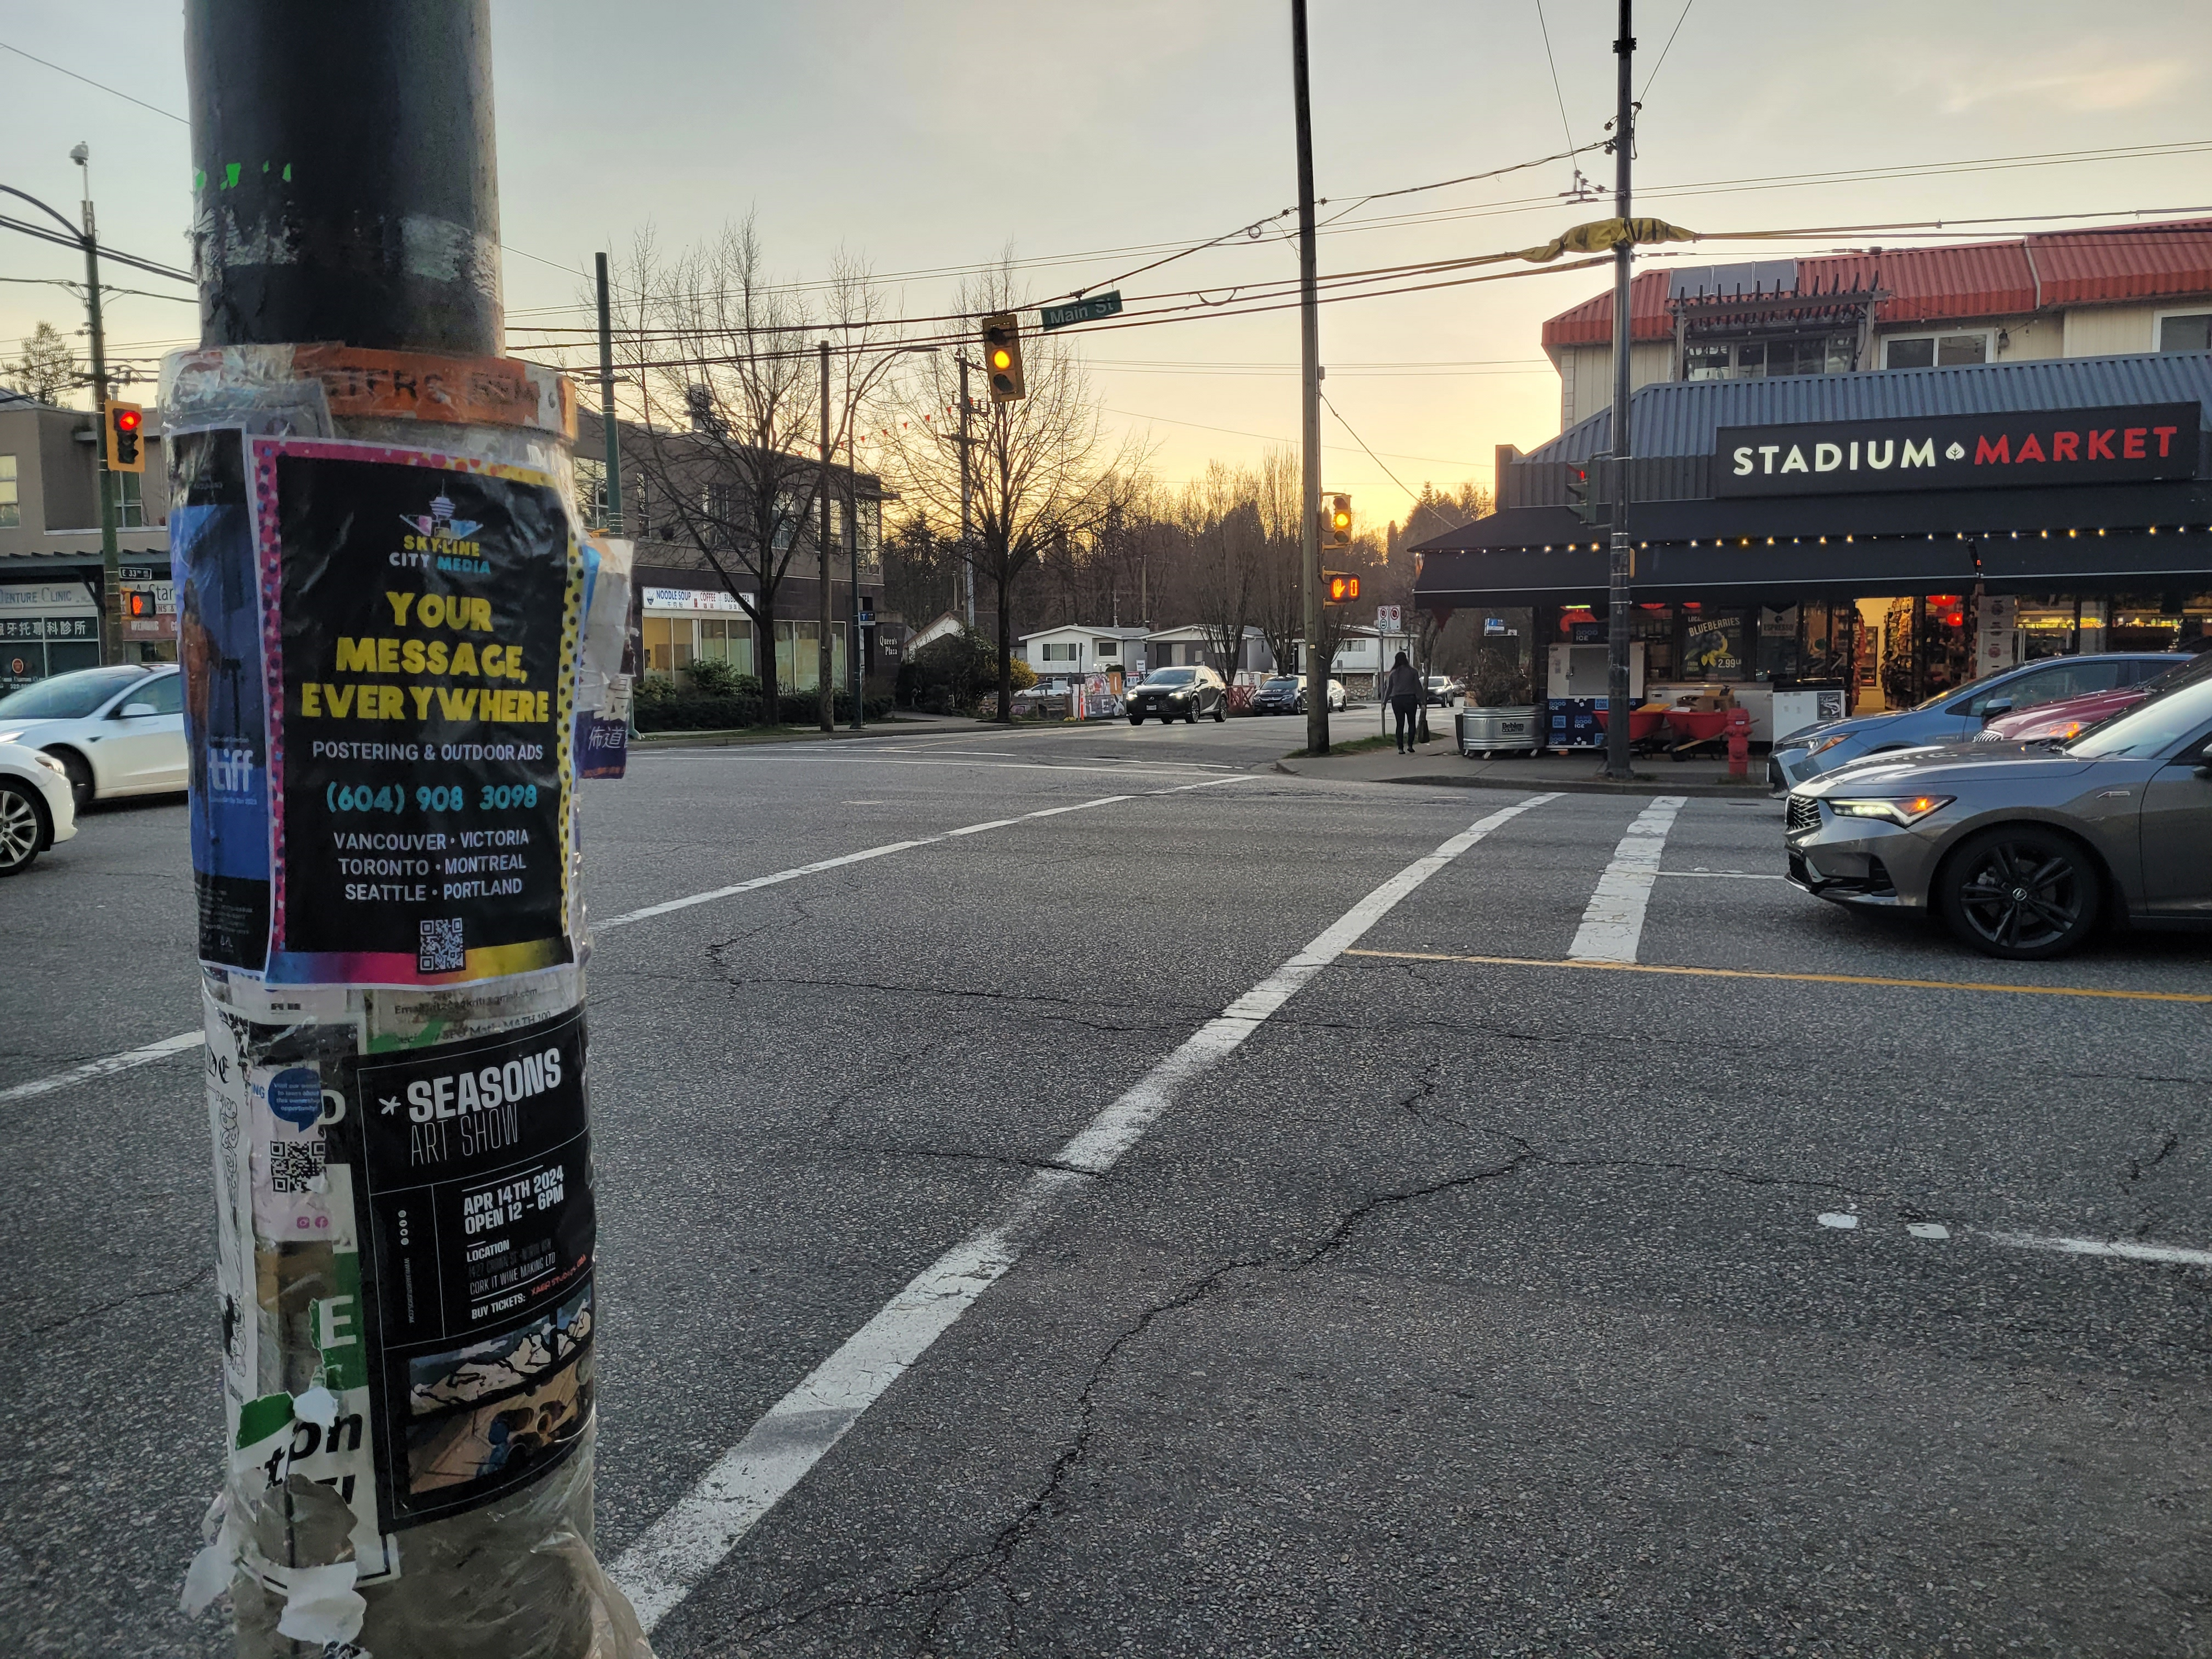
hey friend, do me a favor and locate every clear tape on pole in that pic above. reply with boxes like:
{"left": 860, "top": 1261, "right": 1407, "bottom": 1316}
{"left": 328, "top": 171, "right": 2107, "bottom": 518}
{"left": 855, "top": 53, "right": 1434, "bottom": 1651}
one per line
{"left": 162, "top": 344, "right": 649, "bottom": 1657}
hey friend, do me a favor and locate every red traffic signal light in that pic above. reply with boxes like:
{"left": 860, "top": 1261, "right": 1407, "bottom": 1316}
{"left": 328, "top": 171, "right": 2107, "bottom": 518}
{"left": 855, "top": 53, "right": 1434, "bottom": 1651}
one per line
{"left": 104, "top": 400, "right": 146, "bottom": 473}
{"left": 1324, "top": 572, "right": 1359, "bottom": 605}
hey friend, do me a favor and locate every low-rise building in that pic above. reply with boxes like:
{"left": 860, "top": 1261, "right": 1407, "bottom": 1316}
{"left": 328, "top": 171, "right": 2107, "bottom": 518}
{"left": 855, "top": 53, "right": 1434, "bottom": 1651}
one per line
{"left": 1143, "top": 623, "right": 1272, "bottom": 680}
{"left": 1020, "top": 624, "right": 1149, "bottom": 679}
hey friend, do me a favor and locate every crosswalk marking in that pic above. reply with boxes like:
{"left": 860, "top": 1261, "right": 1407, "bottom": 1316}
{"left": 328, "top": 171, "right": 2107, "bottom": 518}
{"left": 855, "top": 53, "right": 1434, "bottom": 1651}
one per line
{"left": 1567, "top": 796, "right": 1687, "bottom": 963}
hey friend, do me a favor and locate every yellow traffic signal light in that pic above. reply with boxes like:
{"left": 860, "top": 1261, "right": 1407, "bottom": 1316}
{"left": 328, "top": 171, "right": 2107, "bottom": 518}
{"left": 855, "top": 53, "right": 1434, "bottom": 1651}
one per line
{"left": 104, "top": 400, "right": 146, "bottom": 473}
{"left": 1328, "top": 494, "right": 1351, "bottom": 546}
{"left": 980, "top": 313, "right": 1026, "bottom": 402}
{"left": 1324, "top": 572, "right": 1359, "bottom": 605}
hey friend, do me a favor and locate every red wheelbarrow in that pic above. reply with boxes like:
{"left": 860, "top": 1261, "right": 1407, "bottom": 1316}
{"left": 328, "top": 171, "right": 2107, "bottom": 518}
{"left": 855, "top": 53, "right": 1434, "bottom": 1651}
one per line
{"left": 1593, "top": 705, "right": 1670, "bottom": 754}
{"left": 1661, "top": 706, "right": 1733, "bottom": 760}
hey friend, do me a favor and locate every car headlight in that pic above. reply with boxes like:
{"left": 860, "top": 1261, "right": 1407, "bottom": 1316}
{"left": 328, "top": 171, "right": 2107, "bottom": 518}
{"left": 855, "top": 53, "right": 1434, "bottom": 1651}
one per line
{"left": 1827, "top": 794, "right": 1953, "bottom": 825}
{"left": 33, "top": 750, "right": 66, "bottom": 775}
{"left": 1808, "top": 732, "right": 1854, "bottom": 758}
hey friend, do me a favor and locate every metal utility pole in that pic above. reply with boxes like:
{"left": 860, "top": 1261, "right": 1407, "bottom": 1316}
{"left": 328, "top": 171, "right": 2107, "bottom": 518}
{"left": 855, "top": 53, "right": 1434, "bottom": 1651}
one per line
{"left": 71, "top": 147, "right": 121, "bottom": 665}
{"left": 175, "top": 2, "right": 643, "bottom": 1652}
{"left": 958, "top": 354, "right": 975, "bottom": 628}
{"left": 1292, "top": 0, "right": 1327, "bottom": 759}
{"left": 1603, "top": 0, "right": 1638, "bottom": 780}
{"left": 595, "top": 251, "right": 622, "bottom": 534}
{"left": 818, "top": 338, "right": 835, "bottom": 730}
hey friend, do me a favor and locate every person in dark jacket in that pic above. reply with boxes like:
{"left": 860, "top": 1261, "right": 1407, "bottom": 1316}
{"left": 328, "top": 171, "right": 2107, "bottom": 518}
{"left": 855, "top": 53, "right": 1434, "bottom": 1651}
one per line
{"left": 1383, "top": 651, "right": 1423, "bottom": 752}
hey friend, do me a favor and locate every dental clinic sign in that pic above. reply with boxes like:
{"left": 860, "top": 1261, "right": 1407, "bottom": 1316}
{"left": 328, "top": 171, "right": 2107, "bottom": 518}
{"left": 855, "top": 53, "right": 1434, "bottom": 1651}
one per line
{"left": 1714, "top": 403, "right": 2200, "bottom": 497}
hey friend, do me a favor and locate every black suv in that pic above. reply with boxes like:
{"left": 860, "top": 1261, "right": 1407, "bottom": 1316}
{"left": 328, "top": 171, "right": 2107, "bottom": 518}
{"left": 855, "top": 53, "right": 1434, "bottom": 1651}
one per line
{"left": 1127, "top": 666, "right": 1228, "bottom": 724}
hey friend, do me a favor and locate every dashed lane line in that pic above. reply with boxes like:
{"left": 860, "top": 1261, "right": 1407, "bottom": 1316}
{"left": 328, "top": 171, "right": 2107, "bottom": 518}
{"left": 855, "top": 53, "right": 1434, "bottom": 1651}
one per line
{"left": 608, "top": 791, "right": 1565, "bottom": 1632}
{"left": 2, "top": 779, "right": 1252, "bottom": 1104}
{"left": 1818, "top": 1212, "right": 2212, "bottom": 1268}
{"left": 1567, "top": 796, "right": 1688, "bottom": 963}
{"left": 1343, "top": 948, "right": 2212, "bottom": 1004}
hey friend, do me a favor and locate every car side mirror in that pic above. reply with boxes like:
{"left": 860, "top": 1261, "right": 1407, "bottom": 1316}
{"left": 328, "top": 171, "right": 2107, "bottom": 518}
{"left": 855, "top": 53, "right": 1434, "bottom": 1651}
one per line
{"left": 118, "top": 702, "right": 159, "bottom": 718}
{"left": 1979, "top": 699, "right": 2013, "bottom": 724}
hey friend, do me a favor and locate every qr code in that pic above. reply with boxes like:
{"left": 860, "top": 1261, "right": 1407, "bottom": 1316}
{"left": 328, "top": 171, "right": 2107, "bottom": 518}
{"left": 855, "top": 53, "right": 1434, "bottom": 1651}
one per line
{"left": 268, "top": 1137, "right": 325, "bottom": 1194}
{"left": 419, "top": 917, "right": 465, "bottom": 973}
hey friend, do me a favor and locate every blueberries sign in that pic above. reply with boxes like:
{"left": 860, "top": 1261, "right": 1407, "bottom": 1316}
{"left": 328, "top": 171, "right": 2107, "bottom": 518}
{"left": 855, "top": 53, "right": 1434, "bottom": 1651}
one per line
{"left": 1714, "top": 403, "right": 2200, "bottom": 497}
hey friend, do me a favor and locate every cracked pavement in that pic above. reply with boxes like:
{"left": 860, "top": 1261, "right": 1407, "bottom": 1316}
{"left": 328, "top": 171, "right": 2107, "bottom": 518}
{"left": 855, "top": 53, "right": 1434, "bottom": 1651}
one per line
{"left": 5, "top": 722, "right": 2210, "bottom": 1656}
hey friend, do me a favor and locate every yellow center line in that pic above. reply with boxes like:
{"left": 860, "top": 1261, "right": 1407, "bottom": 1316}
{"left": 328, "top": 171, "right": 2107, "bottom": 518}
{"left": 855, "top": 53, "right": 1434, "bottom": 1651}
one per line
{"left": 1342, "top": 949, "right": 2212, "bottom": 1004}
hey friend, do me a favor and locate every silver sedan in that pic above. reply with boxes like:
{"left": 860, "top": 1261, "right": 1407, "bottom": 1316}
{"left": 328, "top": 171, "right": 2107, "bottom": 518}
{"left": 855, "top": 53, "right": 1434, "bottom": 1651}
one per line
{"left": 1783, "top": 676, "right": 2212, "bottom": 959}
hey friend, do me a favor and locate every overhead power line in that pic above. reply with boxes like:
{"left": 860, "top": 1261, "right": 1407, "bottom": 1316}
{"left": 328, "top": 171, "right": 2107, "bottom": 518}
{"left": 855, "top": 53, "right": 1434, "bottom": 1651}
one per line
{"left": 0, "top": 39, "right": 187, "bottom": 123}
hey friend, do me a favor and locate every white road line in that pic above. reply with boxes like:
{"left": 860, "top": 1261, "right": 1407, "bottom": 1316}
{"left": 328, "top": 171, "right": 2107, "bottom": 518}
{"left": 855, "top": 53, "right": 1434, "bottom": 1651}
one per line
{"left": 1656, "top": 870, "right": 1787, "bottom": 881}
{"left": 9, "top": 780, "right": 1247, "bottom": 1103}
{"left": 0, "top": 1028, "right": 206, "bottom": 1107}
{"left": 594, "top": 778, "right": 1239, "bottom": 931}
{"left": 609, "top": 790, "right": 1564, "bottom": 1631}
{"left": 1567, "top": 796, "right": 1688, "bottom": 964}
{"left": 1987, "top": 1231, "right": 2212, "bottom": 1267}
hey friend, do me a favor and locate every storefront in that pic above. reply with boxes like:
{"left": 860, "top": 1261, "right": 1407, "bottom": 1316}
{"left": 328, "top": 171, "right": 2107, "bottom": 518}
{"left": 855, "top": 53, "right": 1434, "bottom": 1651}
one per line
{"left": 638, "top": 582, "right": 849, "bottom": 690}
{"left": 0, "top": 579, "right": 104, "bottom": 690}
{"left": 1414, "top": 353, "right": 2212, "bottom": 745}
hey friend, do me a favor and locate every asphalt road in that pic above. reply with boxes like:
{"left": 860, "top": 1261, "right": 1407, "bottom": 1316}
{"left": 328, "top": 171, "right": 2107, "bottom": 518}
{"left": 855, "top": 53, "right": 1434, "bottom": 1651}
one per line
{"left": 4, "top": 719, "right": 2209, "bottom": 1657}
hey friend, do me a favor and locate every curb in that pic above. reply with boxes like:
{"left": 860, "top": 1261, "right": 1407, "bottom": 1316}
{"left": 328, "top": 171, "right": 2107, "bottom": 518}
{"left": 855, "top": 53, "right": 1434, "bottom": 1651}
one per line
{"left": 1384, "top": 772, "right": 1779, "bottom": 801}
{"left": 633, "top": 720, "right": 948, "bottom": 749}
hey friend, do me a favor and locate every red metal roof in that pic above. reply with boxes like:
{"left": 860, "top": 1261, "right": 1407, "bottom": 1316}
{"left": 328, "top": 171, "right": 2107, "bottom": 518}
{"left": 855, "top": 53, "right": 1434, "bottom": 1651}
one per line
{"left": 1540, "top": 218, "right": 2212, "bottom": 349}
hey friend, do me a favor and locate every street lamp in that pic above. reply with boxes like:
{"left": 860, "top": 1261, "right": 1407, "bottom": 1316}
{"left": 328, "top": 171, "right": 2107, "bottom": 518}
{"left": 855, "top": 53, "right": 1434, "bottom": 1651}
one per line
{"left": 836, "top": 343, "right": 938, "bottom": 730}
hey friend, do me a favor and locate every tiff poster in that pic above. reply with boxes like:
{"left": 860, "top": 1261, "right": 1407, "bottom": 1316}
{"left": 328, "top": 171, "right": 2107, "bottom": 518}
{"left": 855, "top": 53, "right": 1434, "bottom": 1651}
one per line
{"left": 256, "top": 439, "right": 581, "bottom": 985}
{"left": 175, "top": 429, "right": 273, "bottom": 970}
{"left": 343, "top": 1009, "right": 596, "bottom": 1529}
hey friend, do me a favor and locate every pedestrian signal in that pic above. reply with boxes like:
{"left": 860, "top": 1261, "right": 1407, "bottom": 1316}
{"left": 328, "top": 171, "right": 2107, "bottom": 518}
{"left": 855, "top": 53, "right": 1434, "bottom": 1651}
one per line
{"left": 104, "top": 400, "right": 146, "bottom": 473}
{"left": 980, "top": 313, "right": 1026, "bottom": 402}
{"left": 1327, "top": 494, "right": 1351, "bottom": 547}
{"left": 1324, "top": 572, "right": 1360, "bottom": 605}
{"left": 124, "top": 588, "right": 157, "bottom": 620}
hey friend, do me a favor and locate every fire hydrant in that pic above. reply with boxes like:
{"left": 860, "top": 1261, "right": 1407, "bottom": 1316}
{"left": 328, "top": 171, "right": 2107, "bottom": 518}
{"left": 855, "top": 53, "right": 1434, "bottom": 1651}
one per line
{"left": 1726, "top": 704, "right": 1752, "bottom": 781}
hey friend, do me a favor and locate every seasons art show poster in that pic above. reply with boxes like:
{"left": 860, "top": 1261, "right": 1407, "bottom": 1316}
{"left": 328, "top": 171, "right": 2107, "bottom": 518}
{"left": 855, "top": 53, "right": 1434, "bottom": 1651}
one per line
{"left": 187, "top": 437, "right": 583, "bottom": 986}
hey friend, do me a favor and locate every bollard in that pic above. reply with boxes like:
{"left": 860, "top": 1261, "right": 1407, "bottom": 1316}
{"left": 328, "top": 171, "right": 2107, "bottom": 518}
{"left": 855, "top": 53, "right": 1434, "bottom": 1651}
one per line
{"left": 169, "top": 3, "right": 646, "bottom": 1653}
{"left": 1726, "top": 703, "right": 1752, "bottom": 781}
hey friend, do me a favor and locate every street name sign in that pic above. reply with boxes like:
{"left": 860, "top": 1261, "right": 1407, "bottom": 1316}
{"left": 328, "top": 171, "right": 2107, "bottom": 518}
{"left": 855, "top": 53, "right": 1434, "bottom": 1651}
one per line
{"left": 1040, "top": 291, "right": 1123, "bottom": 331}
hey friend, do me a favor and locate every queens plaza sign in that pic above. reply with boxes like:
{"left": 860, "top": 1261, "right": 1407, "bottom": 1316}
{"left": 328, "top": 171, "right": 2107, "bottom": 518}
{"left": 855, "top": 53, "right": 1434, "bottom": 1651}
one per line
{"left": 1714, "top": 403, "right": 2200, "bottom": 497}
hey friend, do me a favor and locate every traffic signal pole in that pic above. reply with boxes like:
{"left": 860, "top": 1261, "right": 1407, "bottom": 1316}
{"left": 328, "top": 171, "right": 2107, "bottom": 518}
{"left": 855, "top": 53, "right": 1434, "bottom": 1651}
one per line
{"left": 172, "top": 2, "right": 645, "bottom": 1653}
{"left": 1603, "top": 0, "right": 1637, "bottom": 781}
{"left": 1291, "top": 0, "right": 1327, "bottom": 759}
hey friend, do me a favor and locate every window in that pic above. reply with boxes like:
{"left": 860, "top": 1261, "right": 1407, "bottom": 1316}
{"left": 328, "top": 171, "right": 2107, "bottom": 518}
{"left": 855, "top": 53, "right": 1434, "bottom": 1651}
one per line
{"left": 115, "top": 470, "right": 146, "bottom": 528}
{"left": 128, "top": 672, "right": 184, "bottom": 714}
{"left": 1039, "top": 641, "right": 1080, "bottom": 662}
{"left": 698, "top": 616, "right": 753, "bottom": 675}
{"left": 1093, "top": 638, "right": 1120, "bottom": 657}
{"left": 0, "top": 455, "right": 17, "bottom": 528}
{"left": 1883, "top": 332, "right": 1989, "bottom": 370}
{"left": 1683, "top": 336, "right": 1853, "bottom": 381}
{"left": 575, "top": 456, "right": 607, "bottom": 528}
{"left": 643, "top": 615, "right": 694, "bottom": 673}
{"left": 2158, "top": 312, "right": 2212, "bottom": 353}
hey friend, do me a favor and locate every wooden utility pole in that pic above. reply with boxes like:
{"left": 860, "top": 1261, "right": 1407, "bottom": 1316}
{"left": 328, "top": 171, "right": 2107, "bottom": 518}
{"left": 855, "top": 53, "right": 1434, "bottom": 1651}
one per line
{"left": 819, "top": 338, "right": 835, "bottom": 729}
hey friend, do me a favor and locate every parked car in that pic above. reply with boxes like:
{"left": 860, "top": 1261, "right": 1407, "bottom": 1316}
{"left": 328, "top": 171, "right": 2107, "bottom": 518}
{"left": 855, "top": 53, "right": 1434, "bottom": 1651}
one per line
{"left": 1423, "top": 675, "right": 1464, "bottom": 707}
{"left": 1976, "top": 647, "right": 2212, "bottom": 745}
{"left": 1126, "top": 666, "right": 1228, "bottom": 724}
{"left": 1250, "top": 673, "right": 1346, "bottom": 714}
{"left": 0, "top": 665, "right": 187, "bottom": 811}
{"left": 1768, "top": 652, "right": 2174, "bottom": 790}
{"left": 0, "top": 738, "right": 77, "bottom": 876}
{"left": 1783, "top": 672, "right": 2212, "bottom": 959}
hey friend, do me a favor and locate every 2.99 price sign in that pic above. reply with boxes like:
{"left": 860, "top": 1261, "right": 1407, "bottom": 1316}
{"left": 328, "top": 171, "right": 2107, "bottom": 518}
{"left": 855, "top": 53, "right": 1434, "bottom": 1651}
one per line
{"left": 261, "top": 441, "right": 581, "bottom": 985}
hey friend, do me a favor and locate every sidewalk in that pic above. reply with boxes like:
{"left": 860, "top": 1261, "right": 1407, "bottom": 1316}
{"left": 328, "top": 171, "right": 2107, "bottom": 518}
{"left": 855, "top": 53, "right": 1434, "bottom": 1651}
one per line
{"left": 1272, "top": 734, "right": 1780, "bottom": 798}
{"left": 632, "top": 712, "right": 978, "bottom": 748}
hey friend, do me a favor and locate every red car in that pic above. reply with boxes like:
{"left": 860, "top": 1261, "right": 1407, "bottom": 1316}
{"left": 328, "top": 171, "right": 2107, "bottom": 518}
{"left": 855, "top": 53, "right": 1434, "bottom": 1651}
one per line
{"left": 1979, "top": 646, "right": 2212, "bottom": 744}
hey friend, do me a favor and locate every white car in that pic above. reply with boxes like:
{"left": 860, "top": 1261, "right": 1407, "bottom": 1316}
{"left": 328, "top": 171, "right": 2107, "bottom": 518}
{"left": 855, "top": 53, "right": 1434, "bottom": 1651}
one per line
{"left": 0, "top": 664, "right": 187, "bottom": 811}
{"left": 0, "top": 738, "right": 77, "bottom": 876}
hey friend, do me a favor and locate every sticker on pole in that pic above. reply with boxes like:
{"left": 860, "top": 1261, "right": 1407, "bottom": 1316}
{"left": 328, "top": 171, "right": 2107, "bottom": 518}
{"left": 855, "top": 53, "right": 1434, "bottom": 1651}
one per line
{"left": 248, "top": 438, "right": 582, "bottom": 985}
{"left": 343, "top": 1009, "right": 595, "bottom": 1530}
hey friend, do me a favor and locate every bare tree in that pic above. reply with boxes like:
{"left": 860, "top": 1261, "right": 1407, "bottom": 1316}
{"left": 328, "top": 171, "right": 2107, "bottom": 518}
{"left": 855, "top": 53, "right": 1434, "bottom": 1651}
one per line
{"left": 1249, "top": 445, "right": 1305, "bottom": 672}
{"left": 605, "top": 219, "right": 824, "bottom": 719}
{"left": 1185, "top": 463, "right": 1266, "bottom": 689}
{"left": 5, "top": 321, "right": 77, "bottom": 406}
{"left": 888, "top": 255, "right": 1143, "bottom": 721}
{"left": 815, "top": 249, "right": 900, "bottom": 726}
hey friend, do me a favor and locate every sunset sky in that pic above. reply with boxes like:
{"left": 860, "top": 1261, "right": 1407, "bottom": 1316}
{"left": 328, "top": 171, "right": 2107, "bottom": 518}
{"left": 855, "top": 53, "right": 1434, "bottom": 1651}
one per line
{"left": 5, "top": 0, "right": 2209, "bottom": 529}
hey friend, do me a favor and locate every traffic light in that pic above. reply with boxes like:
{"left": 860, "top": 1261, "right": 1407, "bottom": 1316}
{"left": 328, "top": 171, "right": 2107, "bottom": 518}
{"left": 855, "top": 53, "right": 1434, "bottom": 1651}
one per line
{"left": 124, "top": 588, "right": 157, "bottom": 620}
{"left": 1324, "top": 571, "right": 1360, "bottom": 605}
{"left": 1565, "top": 456, "right": 1600, "bottom": 525}
{"left": 1327, "top": 493, "right": 1351, "bottom": 547}
{"left": 980, "top": 313, "right": 1026, "bottom": 402}
{"left": 104, "top": 400, "right": 146, "bottom": 473}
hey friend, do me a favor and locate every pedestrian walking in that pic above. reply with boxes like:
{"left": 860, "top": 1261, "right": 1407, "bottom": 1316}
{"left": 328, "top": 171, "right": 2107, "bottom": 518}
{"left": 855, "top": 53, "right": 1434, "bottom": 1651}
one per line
{"left": 1383, "top": 650, "right": 1423, "bottom": 753}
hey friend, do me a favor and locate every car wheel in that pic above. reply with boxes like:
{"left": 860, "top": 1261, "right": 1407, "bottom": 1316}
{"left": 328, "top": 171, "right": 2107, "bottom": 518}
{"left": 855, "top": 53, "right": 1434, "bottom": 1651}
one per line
{"left": 49, "top": 748, "right": 93, "bottom": 813}
{"left": 0, "top": 783, "right": 45, "bottom": 877}
{"left": 1212, "top": 704, "right": 1226, "bottom": 722}
{"left": 1184, "top": 705, "right": 1198, "bottom": 724}
{"left": 1938, "top": 825, "right": 2102, "bottom": 960}
{"left": 1127, "top": 715, "right": 1143, "bottom": 725}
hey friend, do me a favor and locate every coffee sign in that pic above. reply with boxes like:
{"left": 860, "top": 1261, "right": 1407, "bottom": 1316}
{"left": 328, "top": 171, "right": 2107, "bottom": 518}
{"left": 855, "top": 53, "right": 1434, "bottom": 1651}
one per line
{"left": 1714, "top": 403, "right": 2199, "bottom": 497}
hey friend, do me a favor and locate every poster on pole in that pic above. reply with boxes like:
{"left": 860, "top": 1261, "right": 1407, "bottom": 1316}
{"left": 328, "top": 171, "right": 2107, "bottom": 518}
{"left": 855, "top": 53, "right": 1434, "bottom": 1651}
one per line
{"left": 180, "top": 436, "right": 582, "bottom": 986}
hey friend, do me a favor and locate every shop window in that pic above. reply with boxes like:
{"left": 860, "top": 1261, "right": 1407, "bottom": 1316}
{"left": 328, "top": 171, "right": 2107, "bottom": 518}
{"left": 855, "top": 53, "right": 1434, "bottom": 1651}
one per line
{"left": 0, "top": 455, "right": 17, "bottom": 528}
{"left": 1755, "top": 605, "right": 1800, "bottom": 681}
{"left": 698, "top": 616, "right": 753, "bottom": 675}
{"left": 2158, "top": 312, "right": 2212, "bottom": 353}
{"left": 1630, "top": 605, "right": 1675, "bottom": 680}
{"left": 1679, "top": 609, "right": 1746, "bottom": 679}
{"left": 1882, "top": 333, "right": 1989, "bottom": 370}
{"left": 643, "top": 615, "right": 695, "bottom": 673}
